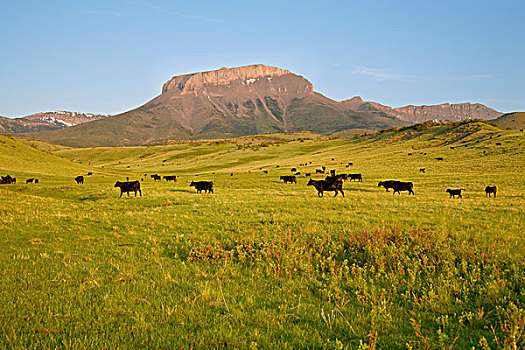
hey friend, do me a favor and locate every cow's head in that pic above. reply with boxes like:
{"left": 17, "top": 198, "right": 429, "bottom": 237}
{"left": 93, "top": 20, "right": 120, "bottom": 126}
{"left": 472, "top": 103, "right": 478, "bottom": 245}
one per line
{"left": 114, "top": 181, "right": 121, "bottom": 187}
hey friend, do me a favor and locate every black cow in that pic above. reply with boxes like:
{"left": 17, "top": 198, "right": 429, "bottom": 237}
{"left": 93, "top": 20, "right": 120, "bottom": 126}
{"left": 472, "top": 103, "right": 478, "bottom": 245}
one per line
{"left": 291, "top": 168, "right": 297, "bottom": 172}
{"left": 87, "top": 172, "right": 93, "bottom": 176}
{"left": 348, "top": 174, "right": 363, "bottom": 182}
{"left": 485, "top": 186, "right": 497, "bottom": 197}
{"left": 280, "top": 176, "right": 297, "bottom": 184}
{"left": 163, "top": 175, "right": 177, "bottom": 182}
{"left": 26, "top": 178, "right": 35, "bottom": 184}
{"left": 34, "top": 179, "right": 39, "bottom": 184}
{"left": 0, "top": 175, "right": 16, "bottom": 184}
{"left": 263, "top": 170, "right": 268, "bottom": 174}
{"left": 446, "top": 188, "right": 465, "bottom": 198}
{"left": 378, "top": 180, "right": 397, "bottom": 192}
{"left": 190, "top": 181, "right": 214, "bottom": 194}
{"left": 392, "top": 181, "right": 414, "bottom": 195}
{"left": 305, "top": 173, "right": 311, "bottom": 177}
{"left": 377, "top": 180, "right": 399, "bottom": 192}
{"left": 151, "top": 174, "right": 161, "bottom": 181}
{"left": 419, "top": 168, "right": 426, "bottom": 173}
{"left": 75, "top": 176, "right": 84, "bottom": 184}
{"left": 435, "top": 157, "right": 444, "bottom": 161}
{"left": 315, "top": 169, "right": 325, "bottom": 174}
{"left": 307, "top": 179, "right": 344, "bottom": 197}
{"left": 114, "top": 181, "right": 142, "bottom": 198}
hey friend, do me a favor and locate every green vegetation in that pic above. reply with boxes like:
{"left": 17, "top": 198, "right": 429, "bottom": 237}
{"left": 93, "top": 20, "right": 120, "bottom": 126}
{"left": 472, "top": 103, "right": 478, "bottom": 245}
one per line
{"left": 0, "top": 122, "right": 523, "bottom": 348}
{"left": 492, "top": 112, "right": 525, "bottom": 130}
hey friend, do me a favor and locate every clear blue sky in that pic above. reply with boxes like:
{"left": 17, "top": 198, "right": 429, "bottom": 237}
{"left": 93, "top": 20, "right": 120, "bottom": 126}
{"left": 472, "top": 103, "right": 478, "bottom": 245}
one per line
{"left": 1, "top": 0, "right": 523, "bottom": 117}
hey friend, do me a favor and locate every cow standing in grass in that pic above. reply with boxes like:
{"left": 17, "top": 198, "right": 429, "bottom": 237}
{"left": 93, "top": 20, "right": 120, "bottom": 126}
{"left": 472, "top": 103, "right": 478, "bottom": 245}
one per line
{"left": 280, "top": 176, "right": 297, "bottom": 184}
{"left": 485, "top": 186, "right": 497, "bottom": 197}
{"left": 307, "top": 179, "right": 344, "bottom": 197}
{"left": 114, "top": 181, "right": 142, "bottom": 198}
{"left": 391, "top": 181, "right": 414, "bottom": 195}
{"left": 348, "top": 174, "right": 363, "bottom": 182}
{"left": 190, "top": 181, "right": 213, "bottom": 194}
{"left": 446, "top": 188, "right": 465, "bottom": 198}
{"left": 75, "top": 176, "right": 84, "bottom": 184}
{"left": 378, "top": 180, "right": 398, "bottom": 192}
{"left": 163, "top": 175, "right": 177, "bottom": 182}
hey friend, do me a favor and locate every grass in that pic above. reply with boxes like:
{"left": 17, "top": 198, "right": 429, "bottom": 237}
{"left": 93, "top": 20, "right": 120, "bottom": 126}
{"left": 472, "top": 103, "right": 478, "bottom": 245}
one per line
{"left": 0, "top": 122, "right": 524, "bottom": 349}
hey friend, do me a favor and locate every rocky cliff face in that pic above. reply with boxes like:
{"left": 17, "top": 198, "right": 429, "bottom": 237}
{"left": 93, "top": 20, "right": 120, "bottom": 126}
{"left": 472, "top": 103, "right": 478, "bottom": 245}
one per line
{"left": 162, "top": 65, "right": 301, "bottom": 94}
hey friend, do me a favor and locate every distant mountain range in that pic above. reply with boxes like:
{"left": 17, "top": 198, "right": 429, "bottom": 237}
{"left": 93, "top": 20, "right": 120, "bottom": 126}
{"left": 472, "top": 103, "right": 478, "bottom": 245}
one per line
{"left": 0, "top": 111, "right": 106, "bottom": 134}
{"left": 3, "top": 65, "right": 504, "bottom": 147}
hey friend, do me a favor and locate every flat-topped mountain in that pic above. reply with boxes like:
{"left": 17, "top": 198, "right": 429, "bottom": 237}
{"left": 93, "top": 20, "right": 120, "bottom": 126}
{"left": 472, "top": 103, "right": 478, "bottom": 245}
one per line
{"left": 25, "top": 65, "right": 502, "bottom": 147}
{"left": 0, "top": 111, "right": 106, "bottom": 134}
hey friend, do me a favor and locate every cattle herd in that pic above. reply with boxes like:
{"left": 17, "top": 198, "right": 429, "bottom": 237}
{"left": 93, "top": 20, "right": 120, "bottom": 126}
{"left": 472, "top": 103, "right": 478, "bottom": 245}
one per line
{"left": 1, "top": 163, "right": 498, "bottom": 199}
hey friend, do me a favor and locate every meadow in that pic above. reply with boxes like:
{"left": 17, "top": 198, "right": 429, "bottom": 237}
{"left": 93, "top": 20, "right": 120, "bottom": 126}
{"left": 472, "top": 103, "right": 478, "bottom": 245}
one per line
{"left": 0, "top": 121, "right": 523, "bottom": 349}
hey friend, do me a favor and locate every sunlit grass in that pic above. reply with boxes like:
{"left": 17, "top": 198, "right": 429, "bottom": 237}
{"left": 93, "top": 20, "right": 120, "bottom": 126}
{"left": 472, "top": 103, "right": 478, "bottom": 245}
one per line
{"left": 0, "top": 123, "right": 523, "bottom": 348}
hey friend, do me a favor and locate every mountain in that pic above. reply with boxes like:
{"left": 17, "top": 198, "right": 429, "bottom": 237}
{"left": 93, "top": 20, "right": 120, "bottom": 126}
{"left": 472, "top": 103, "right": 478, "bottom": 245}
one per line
{"left": 26, "top": 65, "right": 502, "bottom": 147}
{"left": 491, "top": 112, "right": 525, "bottom": 130}
{"left": 342, "top": 96, "right": 502, "bottom": 123}
{"left": 0, "top": 111, "right": 106, "bottom": 134}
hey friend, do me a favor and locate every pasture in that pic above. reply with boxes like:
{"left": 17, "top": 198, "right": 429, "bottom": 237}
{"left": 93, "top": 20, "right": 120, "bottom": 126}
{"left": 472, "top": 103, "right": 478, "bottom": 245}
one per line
{"left": 0, "top": 122, "right": 523, "bottom": 349}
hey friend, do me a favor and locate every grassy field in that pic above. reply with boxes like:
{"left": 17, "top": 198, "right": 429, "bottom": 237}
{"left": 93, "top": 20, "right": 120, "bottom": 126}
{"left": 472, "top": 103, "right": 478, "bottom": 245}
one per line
{"left": 0, "top": 122, "right": 523, "bottom": 349}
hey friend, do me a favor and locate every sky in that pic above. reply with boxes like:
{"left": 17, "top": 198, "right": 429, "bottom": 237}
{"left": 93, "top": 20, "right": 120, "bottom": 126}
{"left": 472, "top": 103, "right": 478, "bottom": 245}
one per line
{"left": 1, "top": 0, "right": 524, "bottom": 118}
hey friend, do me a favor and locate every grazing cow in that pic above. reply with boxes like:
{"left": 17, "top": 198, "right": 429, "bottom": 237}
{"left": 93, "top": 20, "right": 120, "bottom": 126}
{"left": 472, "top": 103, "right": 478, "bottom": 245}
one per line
{"left": 348, "top": 174, "right": 363, "bottom": 182}
{"left": 378, "top": 180, "right": 398, "bottom": 192}
{"left": 87, "top": 172, "right": 93, "bottom": 176}
{"left": 26, "top": 178, "right": 34, "bottom": 184}
{"left": 190, "top": 181, "right": 214, "bottom": 194}
{"left": 435, "top": 157, "right": 444, "bottom": 161}
{"left": 263, "top": 170, "right": 268, "bottom": 174}
{"left": 291, "top": 168, "right": 297, "bottom": 172}
{"left": 392, "top": 181, "right": 415, "bottom": 195}
{"left": 0, "top": 175, "right": 16, "bottom": 184}
{"left": 294, "top": 172, "right": 301, "bottom": 175}
{"left": 75, "top": 176, "right": 84, "bottom": 184}
{"left": 419, "top": 168, "right": 426, "bottom": 173}
{"left": 408, "top": 153, "right": 413, "bottom": 156}
{"left": 151, "top": 174, "right": 161, "bottom": 181}
{"left": 316, "top": 169, "right": 325, "bottom": 174}
{"left": 307, "top": 179, "right": 344, "bottom": 197}
{"left": 496, "top": 142, "right": 502, "bottom": 146}
{"left": 446, "top": 188, "right": 465, "bottom": 198}
{"left": 280, "top": 175, "right": 297, "bottom": 184}
{"left": 163, "top": 175, "right": 178, "bottom": 182}
{"left": 114, "top": 181, "right": 142, "bottom": 198}
{"left": 485, "top": 186, "right": 497, "bottom": 197}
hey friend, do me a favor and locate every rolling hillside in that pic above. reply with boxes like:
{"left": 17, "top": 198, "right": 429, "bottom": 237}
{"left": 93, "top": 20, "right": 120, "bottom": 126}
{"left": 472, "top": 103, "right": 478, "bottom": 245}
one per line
{"left": 0, "top": 134, "right": 93, "bottom": 178}
{"left": 492, "top": 111, "right": 525, "bottom": 130}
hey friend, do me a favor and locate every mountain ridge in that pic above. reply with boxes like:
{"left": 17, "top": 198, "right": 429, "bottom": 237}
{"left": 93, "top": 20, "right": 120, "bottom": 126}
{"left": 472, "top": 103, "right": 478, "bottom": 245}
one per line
{"left": 18, "top": 64, "right": 504, "bottom": 147}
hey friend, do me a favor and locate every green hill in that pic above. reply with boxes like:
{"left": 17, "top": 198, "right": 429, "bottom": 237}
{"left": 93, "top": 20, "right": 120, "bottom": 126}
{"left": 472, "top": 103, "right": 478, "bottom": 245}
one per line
{"left": 0, "top": 134, "right": 92, "bottom": 178}
{"left": 492, "top": 111, "right": 525, "bottom": 130}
